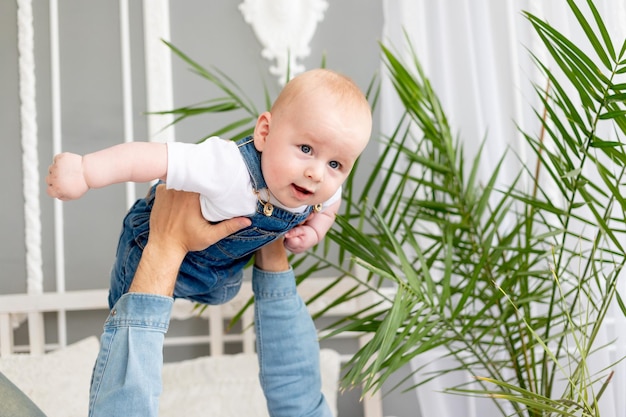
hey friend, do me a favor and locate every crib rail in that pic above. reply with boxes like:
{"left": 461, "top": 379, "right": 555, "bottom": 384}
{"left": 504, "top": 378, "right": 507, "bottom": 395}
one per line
{"left": 0, "top": 276, "right": 383, "bottom": 417}
{"left": 0, "top": 277, "right": 374, "bottom": 357}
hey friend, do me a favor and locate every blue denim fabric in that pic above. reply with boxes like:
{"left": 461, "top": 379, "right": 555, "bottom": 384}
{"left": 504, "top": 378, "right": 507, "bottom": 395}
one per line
{"left": 89, "top": 293, "right": 172, "bottom": 417}
{"left": 253, "top": 266, "right": 333, "bottom": 417}
{"left": 108, "top": 137, "right": 313, "bottom": 308}
{"left": 89, "top": 268, "right": 331, "bottom": 417}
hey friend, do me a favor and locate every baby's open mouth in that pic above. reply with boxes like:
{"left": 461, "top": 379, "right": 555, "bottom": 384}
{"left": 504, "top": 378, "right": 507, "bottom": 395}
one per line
{"left": 293, "top": 184, "right": 312, "bottom": 195}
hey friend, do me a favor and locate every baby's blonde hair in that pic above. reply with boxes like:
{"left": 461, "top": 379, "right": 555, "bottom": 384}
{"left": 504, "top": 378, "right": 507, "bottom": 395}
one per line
{"left": 271, "top": 69, "right": 371, "bottom": 120}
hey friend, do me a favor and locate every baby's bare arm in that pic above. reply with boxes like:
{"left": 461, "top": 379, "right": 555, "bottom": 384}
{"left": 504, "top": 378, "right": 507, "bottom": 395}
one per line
{"left": 46, "top": 142, "right": 168, "bottom": 201}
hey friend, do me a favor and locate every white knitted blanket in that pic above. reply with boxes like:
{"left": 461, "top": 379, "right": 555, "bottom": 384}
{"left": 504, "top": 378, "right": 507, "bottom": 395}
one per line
{"left": 0, "top": 337, "right": 340, "bottom": 417}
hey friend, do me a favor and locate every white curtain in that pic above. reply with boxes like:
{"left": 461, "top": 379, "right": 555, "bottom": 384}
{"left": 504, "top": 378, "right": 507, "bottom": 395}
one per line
{"left": 380, "top": 1, "right": 626, "bottom": 416}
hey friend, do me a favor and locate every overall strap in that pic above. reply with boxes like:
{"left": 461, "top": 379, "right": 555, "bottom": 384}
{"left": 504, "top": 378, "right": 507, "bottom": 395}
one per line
{"left": 236, "top": 136, "right": 317, "bottom": 217}
{"left": 236, "top": 136, "right": 267, "bottom": 191}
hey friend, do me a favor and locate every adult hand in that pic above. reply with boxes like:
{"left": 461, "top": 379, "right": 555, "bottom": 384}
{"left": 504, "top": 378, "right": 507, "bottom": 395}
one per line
{"left": 129, "top": 185, "right": 251, "bottom": 295}
{"left": 149, "top": 184, "right": 250, "bottom": 253}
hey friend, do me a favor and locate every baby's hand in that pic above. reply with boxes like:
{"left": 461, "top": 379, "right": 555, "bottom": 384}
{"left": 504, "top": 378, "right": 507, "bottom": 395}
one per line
{"left": 46, "top": 153, "right": 89, "bottom": 201}
{"left": 284, "top": 224, "right": 320, "bottom": 254}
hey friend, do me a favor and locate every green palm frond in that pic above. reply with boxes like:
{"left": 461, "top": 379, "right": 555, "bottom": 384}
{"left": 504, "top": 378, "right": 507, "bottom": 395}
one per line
{"left": 153, "top": 40, "right": 263, "bottom": 141}
{"left": 159, "top": 1, "right": 625, "bottom": 414}
{"left": 306, "top": 1, "right": 626, "bottom": 415}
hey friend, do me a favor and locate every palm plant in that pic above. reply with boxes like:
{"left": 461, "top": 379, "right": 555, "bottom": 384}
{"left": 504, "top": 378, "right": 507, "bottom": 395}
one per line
{"left": 152, "top": 40, "right": 267, "bottom": 142}
{"left": 306, "top": 0, "right": 626, "bottom": 415}
{"left": 160, "top": 0, "right": 626, "bottom": 414}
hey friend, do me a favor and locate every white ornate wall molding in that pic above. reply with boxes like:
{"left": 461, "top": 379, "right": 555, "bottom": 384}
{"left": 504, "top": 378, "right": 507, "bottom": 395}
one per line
{"left": 239, "top": 0, "right": 328, "bottom": 85}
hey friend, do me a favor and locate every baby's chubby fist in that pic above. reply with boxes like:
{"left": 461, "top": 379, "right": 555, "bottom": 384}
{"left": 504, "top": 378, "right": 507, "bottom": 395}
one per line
{"left": 283, "top": 224, "right": 319, "bottom": 254}
{"left": 46, "top": 152, "right": 89, "bottom": 201}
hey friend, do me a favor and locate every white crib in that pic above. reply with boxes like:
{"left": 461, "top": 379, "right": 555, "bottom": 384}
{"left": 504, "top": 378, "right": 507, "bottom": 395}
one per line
{"left": 5, "top": 1, "right": 385, "bottom": 415}
{"left": 0, "top": 277, "right": 383, "bottom": 417}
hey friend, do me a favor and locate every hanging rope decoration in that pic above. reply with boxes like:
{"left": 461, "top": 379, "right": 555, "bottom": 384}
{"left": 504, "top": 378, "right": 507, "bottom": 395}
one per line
{"left": 17, "top": 0, "right": 44, "bottom": 297}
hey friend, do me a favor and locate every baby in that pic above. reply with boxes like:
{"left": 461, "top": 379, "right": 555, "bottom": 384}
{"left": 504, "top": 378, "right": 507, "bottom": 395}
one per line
{"left": 47, "top": 68, "right": 372, "bottom": 307}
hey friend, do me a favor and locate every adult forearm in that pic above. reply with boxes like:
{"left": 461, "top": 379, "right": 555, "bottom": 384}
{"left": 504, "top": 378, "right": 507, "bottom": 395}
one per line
{"left": 128, "top": 241, "right": 186, "bottom": 296}
{"left": 128, "top": 185, "right": 251, "bottom": 295}
{"left": 91, "top": 187, "right": 249, "bottom": 417}
{"left": 254, "top": 237, "right": 290, "bottom": 272}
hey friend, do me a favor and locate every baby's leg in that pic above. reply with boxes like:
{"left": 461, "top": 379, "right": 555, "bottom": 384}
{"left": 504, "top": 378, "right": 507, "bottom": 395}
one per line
{"left": 107, "top": 193, "right": 153, "bottom": 309}
{"left": 108, "top": 239, "right": 143, "bottom": 308}
{"left": 173, "top": 264, "right": 244, "bottom": 305}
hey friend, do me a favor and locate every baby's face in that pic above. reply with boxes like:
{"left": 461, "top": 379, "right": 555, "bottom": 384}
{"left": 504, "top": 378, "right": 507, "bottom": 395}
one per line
{"left": 254, "top": 89, "right": 371, "bottom": 209}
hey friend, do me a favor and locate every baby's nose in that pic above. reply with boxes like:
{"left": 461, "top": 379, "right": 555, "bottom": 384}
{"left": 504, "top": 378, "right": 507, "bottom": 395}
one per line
{"left": 304, "top": 163, "right": 324, "bottom": 182}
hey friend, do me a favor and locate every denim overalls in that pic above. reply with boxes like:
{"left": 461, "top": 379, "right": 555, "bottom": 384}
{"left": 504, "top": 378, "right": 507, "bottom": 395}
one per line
{"left": 108, "top": 137, "right": 314, "bottom": 308}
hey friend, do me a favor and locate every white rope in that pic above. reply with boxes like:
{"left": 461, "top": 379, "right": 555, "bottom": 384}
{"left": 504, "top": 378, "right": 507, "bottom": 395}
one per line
{"left": 18, "top": 0, "right": 45, "bottom": 355}
{"left": 18, "top": 0, "right": 43, "bottom": 296}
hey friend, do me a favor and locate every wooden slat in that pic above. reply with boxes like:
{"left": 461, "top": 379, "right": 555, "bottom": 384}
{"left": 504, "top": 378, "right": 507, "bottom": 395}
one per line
{"left": 0, "top": 277, "right": 384, "bottom": 414}
{"left": 0, "top": 313, "right": 14, "bottom": 357}
{"left": 0, "top": 289, "right": 109, "bottom": 314}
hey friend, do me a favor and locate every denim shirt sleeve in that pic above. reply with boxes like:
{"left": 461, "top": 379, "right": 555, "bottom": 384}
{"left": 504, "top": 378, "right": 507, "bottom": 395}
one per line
{"left": 89, "top": 294, "right": 174, "bottom": 417}
{"left": 252, "top": 266, "right": 333, "bottom": 417}
{"left": 90, "top": 270, "right": 332, "bottom": 417}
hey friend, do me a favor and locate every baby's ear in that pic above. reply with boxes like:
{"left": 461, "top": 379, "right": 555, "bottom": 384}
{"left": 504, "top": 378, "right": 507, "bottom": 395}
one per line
{"left": 253, "top": 112, "right": 271, "bottom": 151}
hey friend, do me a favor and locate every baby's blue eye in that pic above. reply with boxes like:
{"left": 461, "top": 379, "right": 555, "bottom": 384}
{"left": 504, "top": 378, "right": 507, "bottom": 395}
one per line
{"left": 329, "top": 161, "right": 340, "bottom": 169}
{"left": 300, "top": 145, "right": 312, "bottom": 154}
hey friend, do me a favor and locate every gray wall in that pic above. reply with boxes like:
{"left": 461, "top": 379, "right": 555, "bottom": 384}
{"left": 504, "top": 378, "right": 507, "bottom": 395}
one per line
{"left": 1, "top": 2, "right": 419, "bottom": 416}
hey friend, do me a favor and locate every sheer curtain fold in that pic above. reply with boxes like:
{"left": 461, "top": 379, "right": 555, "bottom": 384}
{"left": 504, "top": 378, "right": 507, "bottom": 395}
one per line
{"left": 380, "top": 1, "right": 626, "bottom": 415}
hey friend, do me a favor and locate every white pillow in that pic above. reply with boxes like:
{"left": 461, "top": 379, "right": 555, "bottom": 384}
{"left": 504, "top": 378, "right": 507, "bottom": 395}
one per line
{"left": 0, "top": 336, "right": 99, "bottom": 417}
{"left": 160, "top": 349, "right": 341, "bottom": 417}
